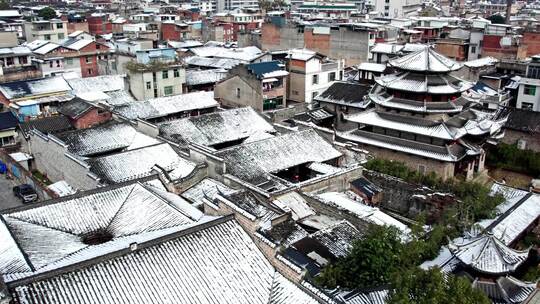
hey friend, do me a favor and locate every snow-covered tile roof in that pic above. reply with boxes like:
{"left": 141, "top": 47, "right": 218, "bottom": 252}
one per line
{"left": 63, "top": 39, "right": 93, "bottom": 50}
{"left": 357, "top": 62, "right": 387, "bottom": 73}
{"left": 114, "top": 91, "right": 219, "bottom": 120}
{"left": 464, "top": 56, "right": 498, "bottom": 68}
{"left": 315, "top": 82, "right": 371, "bottom": 108}
{"left": 448, "top": 233, "right": 529, "bottom": 275}
{"left": 375, "top": 72, "right": 473, "bottom": 94}
{"left": 185, "top": 68, "right": 227, "bottom": 85}
{"left": 370, "top": 43, "right": 404, "bottom": 54}
{"left": 181, "top": 177, "right": 238, "bottom": 207}
{"left": 215, "top": 129, "right": 341, "bottom": 186}
{"left": 344, "top": 110, "right": 459, "bottom": 140}
{"left": 10, "top": 218, "right": 323, "bottom": 304}
{"left": 32, "top": 42, "right": 60, "bottom": 55}
{"left": 272, "top": 191, "right": 315, "bottom": 221}
{"left": 54, "top": 122, "right": 160, "bottom": 157}
{"left": 189, "top": 45, "right": 264, "bottom": 62}
{"left": 184, "top": 56, "right": 243, "bottom": 69}
{"left": 484, "top": 192, "right": 540, "bottom": 246}
{"left": 0, "top": 46, "right": 32, "bottom": 56}
{"left": 66, "top": 75, "right": 126, "bottom": 94}
{"left": 308, "top": 220, "right": 361, "bottom": 258}
{"left": 104, "top": 90, "right": 136, "bottom": 106}
{"left": 389, "top": 47, "right": 462, "bottom": 72}
{"left": 159, "top": 107, "right": 275, "bottom": 148}
{"left": 88, "top": 143, "right": 196, "bottom": 184}
{"left": 0, "top": 181, "right": 206, "bottom": 283}
{"left": 315, "top": 192, "right": 410, "bottom": 234}
{"left": 0, "top": 76, "right": 71, "bottom": 100}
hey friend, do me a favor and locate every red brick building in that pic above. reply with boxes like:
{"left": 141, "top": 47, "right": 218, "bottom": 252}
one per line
{"left": 58, "top": 98, "right": 112, "bottom": 129}
{"left": 87, "top": 13, "right": 113, "bottom": 36}
{"left": 523, "top": 32, "right": 540, "bottom": 56}
{"left": 161, "top": 22, "right": 191, "bottom": 41}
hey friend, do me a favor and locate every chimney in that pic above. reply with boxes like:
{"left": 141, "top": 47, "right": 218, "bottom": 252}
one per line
{"left": 505, "top": 0, "right": 512, "bottom": 24}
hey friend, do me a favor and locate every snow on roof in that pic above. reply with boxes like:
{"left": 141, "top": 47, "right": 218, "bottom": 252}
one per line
{"left": 76, "top": 90, "right": 111, "bottom": 101}
{"left": 181, "top": 177, "right": 238, "bottom": 207}
{"left": 0, "top": 46, "right": 32, "bottom": 56}
{"left": 401, "top": 43, "right": 427, "bottom": 53}
{"left": 344, "top": 110, "right": 460, "bottom": 140}
{"left": 307, "top": 220, "right": 361, "bottom": 259}
{"left": 32, "top": 42, "right": 61, "bottom": 55}
{"left": 104, "top": 90, "right": 136, "bottom": 106}
{"left": 448, "top": 233, "right": 529, "bottom": 275}
{"left": 9, "top": 152, "right": 32, "bottom": 162}
{"left": 389, "top": 47, "right": 462, "bottom": 72}
{"left": 483, "top": 192, "right": 540, "bottom": 246}
{"left": 375, "top": 72, "right": 473, "bottom": 94}
{"left": 159, "top": 107, "right": 275, "bottom": 148}
{"left": 464, "top": 56, "right": 498, "bottom": 68}
{"left": 185, "top": 68, "right": 227, "bottom": 86}
{"left": 358, "top": 62, "right": 387, "bottom": 73}
{"left": 167, "top": 40, "right": 203, "bottom": 49}
{"left": 184, "top": 56, "right": 243, "bottom": 69}
{"left": 0, "top": 181, "right": 207, "bottom": 283}
{"left": 286, "top": 48, "right": 317, "bottom": 61}
{"left": 66, "top": 75, "right": 126, "bottom": 94}
{"left": 215, "top": 129, "right": 341, "bottom": 186}
{"left": 272, "top": 191, "right": 315, "bottom": 221}
{"left": 88, "top": 143, "right": 196, "bottom": 184}
{"left": 10, "top": 218, "right": 322, "bottom": 304}
{"left": 0, "top": 10, "right": 21, "bottom": 17}
{"left": 0, "top": 76, "right": 71, "bottom": 100}
{"left": 370, "top": 43, "right": 404, "bottom": 55}
{"left": 115, "top": 91, "right": 219, "bottom": 120}
{"left": 315, "top": 192, "right": 410, "bottom": 234}
{"left": 47, "top": 180, "right": 76, "bottom": 197}
{"left": 64, "top": 39, "right": 93, "bottom": 50}
{"left": 54, "top": 122, "right": 160, "bottom": 157}
{"left": 189, "top": 45, "right": 264, "bottom": 62}
{"left": 24, "top": 40, "right": 49, "bottom": 51}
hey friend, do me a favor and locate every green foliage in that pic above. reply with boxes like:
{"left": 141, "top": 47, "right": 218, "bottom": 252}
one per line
{"left": 487, "top": 143, "right": 540, "bottom": 178}
{"left": 38, "top": 7, "right": 57, "bottom": 20}
{"left": 0, "top": 0, "right": 10, "bottom": 10}
{"left": 316, "top": 225, "right": 405, "bottom": 289}
{"left": 488, "top": 14, "right": 506, "bottom": 24}
{"left": 388, "top": 268, "right": 491, "bottom": 304}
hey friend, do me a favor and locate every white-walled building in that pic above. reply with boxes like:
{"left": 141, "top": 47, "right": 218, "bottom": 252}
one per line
{"left": 516, "top": 77, "right": 540, "bottom": 112}
{"left": 22, "top": 19, "right": 68, "bottom": 43}
{"left": 286, "top": 49, "right": 345, "bottom": 106}
{"left": 371, "top": 0, "right": 422, "bottom": 17}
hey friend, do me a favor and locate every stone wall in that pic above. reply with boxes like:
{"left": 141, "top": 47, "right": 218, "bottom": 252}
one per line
{"left": 501, "top": 129, "right": 540, "bottom": 152}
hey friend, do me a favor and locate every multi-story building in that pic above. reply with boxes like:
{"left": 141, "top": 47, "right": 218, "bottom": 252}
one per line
{"left": 215, "top": 0, "right": 258, "bottom": 12}
{"left": 337, "top": 47, "right": 507, "bottom": 180}
{"left": 126, "top": 48, "right": 186, "bottom": 100}
{"left": 215, "top": 60, "right": 288, "bottom": 111}
{"left": 22, "top": 19, "right": 68, "bottom": 43}
{"left": 0, "top": 45, "right": 40, "bottom": 82}
{"left": 87, "top": 13, "right": 112, "bottom": 36}
{"left": 285, "top": 49, "right": 345, "bottom": 106}
{"left": 371, "top": 0, "right": 422, "bottom": 17}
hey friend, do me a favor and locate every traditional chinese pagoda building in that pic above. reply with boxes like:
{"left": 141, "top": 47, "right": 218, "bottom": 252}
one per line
{"left": 338, "top": 46, "right": 507, "bottom": 180}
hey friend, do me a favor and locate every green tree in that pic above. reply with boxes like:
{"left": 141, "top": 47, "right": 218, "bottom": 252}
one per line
{"left": 388, "top": 268, "right": 491, "bottom": 304}
{"left": 316, "top": 225, "right": 406, "bottom": 289}
{"left": 38, "top": 7, "right": 57, "bottom": 20}
{"left": 0, "top": 0, "right": 10, "bottom": 10}
{"left": 488, "top": 14, "right": 506, "bottom": 24}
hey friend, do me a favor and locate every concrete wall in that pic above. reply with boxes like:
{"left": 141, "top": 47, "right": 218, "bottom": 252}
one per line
{"left": 215, "top": 74, "right": 263, "bottom": 111}
{"left": 128, "top": 66, "right": 185, "bottom": 101}
{"left": 26, "top": 131, "right": 100, "bottom": 191}
{"left": 0, "top": 31, "right": 18, "bottom": 48}
{"left": 502, "top": 129, "right": 540, "bottom": 152}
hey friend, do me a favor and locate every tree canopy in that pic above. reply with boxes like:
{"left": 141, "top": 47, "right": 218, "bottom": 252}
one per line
{"left": 488, "top": 14, "right": 506, "bottom": 24}
{"left": 38, "top": 7, "right": 57, "bottom": 20}
{"left": 0, "top": 0, "right": 10, "bottom": 10}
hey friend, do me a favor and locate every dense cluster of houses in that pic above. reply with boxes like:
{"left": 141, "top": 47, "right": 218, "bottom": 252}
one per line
{"left": 0, "top": 0, "right": 539, "bottom": 304}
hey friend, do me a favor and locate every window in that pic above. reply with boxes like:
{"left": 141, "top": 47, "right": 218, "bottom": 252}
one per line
{"left": 146, "top": 82, "right": 151, "bottom": 90}
{"left": 236, "top": 88, "right": 241, "bottom": 98}
{"left": 49, "top": 61, "right": 53, "bottom": 68}
{"left": 470, "top": 45, "right": 477, "bottom": 54}
{"left": 56, "top": 23, "right": 63, "bottom": 29}
{"left": 524, "top": 85, "right": 536, "bottom": 96}
{"left": 164, "top": 86, "right": 173, "bottom": 96}
{"left": 521, "top": 102, "right": 534, "bottom": 110}
{"left": 6, "top": 57, "right": 13, "bottom": 66}
{"left": 292, "top": 90, "right": 299, "bottom": 95}
{"left": 328, "top": 72, "right": 336, "bottom": 82}
{"left": 66, "top": 58, "right": 73, "bottom": 65}
{"left": 312, "top": 74, "right": 318, "bottom": 84}
{"left": 87, "top": 68, "right": 93, "bottom": 75}
{"left": 58, "top": 33, "right": 64, "bottom": 39}
{"left": 173, "top": 69, "right": 180, "bottom": 78}
{"left": 96, "top": 44, "right": 101, "bottom": 49}
{"left": 312, "top": 91, "right": 318, "bottom": 100}
{"left": 162, "top": 70, "right": 169, "bottom": 79}
{"left": 44, "top": 34, "right": 51, "bottom": 40}
{"left": 85, "top": 56, "right": 92, "bottom": 63}
{"left": 56, "top": 60, "right": 60, "bottom": 67}
{"left": 18, "top": 56, "right": 28, "bottom": 65}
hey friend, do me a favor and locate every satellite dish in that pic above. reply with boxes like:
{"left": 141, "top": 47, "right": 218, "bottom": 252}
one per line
{"left": 500, "top": 36, "right": 512, "bottom": 47}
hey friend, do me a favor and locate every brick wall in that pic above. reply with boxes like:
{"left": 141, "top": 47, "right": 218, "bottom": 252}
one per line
{"left": 72, "top": 109, "right": 112, "bottom": 129}
{"left": 523, "top": 32, "right": 540, "bottom": 57}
